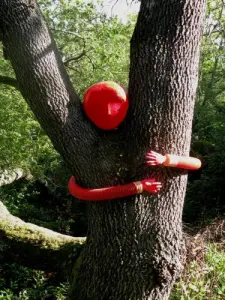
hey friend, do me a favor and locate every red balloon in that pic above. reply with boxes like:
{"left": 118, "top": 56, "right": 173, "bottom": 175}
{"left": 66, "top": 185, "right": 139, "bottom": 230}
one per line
{"left": 83, "top": 81, "right": 128, "bottom": 130}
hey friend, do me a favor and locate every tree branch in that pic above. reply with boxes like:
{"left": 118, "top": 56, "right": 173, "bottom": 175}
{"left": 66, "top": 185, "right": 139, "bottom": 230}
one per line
{"left": 0, "top": 200, "right": 85, "bottom": 274}
{"left": 0, "top": 169, "right": 32, "bottom": 187}
{"left": 0, "top": 74, "right": 18, "bottom": 89}
{"left": 64, "top": 51, "right": 86, "bottom": 66}
{"left": 0, "top": 0, "right": 120, "bottom": 187}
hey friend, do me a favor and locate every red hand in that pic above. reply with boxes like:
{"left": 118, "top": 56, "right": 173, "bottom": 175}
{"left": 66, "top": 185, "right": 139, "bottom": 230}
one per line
{"left": 142, "top": 178, "right": 162, "bottom": 194}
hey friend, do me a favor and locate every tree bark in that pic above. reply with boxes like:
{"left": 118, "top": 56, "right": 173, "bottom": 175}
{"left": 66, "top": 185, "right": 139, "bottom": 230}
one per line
{"left": 0, "top": 200, "right": 85, "bottom": 274}
{"left": 0, "top": 0, "right": 119, "bottom": 187}
{"left": 71, "top": 1, "right": 206, "bottom": 299}
{"left": 0, "top": 0, "right": 206, "bottom": 299}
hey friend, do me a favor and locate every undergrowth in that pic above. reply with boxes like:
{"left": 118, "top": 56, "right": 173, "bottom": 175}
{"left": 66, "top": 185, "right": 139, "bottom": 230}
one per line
{"left": 0, "top": 245, "right": 224, "bottom": 299}
{"left": 171, "top": 245, "right": 225, "bottom": 300}
{"left": 0, "top": 263, "right": 69, "bottom": 299}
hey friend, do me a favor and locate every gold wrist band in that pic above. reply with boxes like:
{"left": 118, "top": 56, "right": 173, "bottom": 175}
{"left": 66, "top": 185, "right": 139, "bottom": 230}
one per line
{"left": 133, "top": 181, "right": 143, "bottom": 194}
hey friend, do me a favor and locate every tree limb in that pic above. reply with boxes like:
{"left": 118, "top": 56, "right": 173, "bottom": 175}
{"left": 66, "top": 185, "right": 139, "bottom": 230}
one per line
{"left": 0, "top": 200, "right": 85, "bottom": 274}
{"left": 64, "top": 50, "right": 86, "bottom": 66}
{"left": 0, "top": 74, "right": 18, "bottom": 89}
{"left": 0, "top": 0, "right": 120, "bottom": 187}
{"left": 0, "top": 169, "right": 32, "bottom": 187}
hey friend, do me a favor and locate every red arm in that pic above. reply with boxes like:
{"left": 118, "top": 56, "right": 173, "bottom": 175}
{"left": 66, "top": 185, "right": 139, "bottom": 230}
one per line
{"left": 68, "top": 150, "right": 201, "bottom": 201}
{"left": 68, "top": 176, "right": 162, "bottom": 201}
{"left": 146, "top": 150, "right": 201, "bottom": 170}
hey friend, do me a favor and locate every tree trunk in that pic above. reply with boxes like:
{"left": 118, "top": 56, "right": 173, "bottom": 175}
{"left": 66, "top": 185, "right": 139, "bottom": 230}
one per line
{"left": 71, "top": 1, "right": 206, "bottom": 299}
{"left": 0, "top": 0, "right": 206, "bottom": 299}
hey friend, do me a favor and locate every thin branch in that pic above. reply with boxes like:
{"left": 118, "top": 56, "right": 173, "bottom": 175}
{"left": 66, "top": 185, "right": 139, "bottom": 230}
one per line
{"left": 64, "top": 50, "right": 86, "bottom": 66}
{"left": 84, "top": 54, "right": 95, "bottom": 70}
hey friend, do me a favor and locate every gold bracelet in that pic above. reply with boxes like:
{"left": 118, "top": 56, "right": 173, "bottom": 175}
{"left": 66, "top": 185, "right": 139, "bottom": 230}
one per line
{"left": 133, "top": 181, "right": 143, "bottom": 194}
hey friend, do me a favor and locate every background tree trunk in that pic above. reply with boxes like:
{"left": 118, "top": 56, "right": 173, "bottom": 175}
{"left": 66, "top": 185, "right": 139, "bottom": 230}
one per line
{"left": 0, "top": 0, "right": 206, "bottom": 299}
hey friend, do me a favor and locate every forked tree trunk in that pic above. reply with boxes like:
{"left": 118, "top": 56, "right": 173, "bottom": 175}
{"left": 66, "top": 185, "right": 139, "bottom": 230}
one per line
{"left": 0, "top": 0, "right": 206, "bottom": 299}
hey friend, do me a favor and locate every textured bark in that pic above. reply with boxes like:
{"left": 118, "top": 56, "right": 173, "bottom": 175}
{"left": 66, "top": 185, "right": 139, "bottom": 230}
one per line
{"left": 71, "top": 1, "right": 206, "bottom": 299}
{"left": 0, "top": 200, "right": 85, "bottom": 273}
{"left": 0, "top": 0, "right": 206, "bottom": 300}
{"left": 0, "top": 0, "right": 120, "bottom": 188}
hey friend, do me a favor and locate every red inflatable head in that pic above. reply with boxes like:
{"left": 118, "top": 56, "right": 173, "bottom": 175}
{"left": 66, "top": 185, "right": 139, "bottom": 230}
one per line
{"left": 83, "top": 81, "right": 128, "bottom": 130}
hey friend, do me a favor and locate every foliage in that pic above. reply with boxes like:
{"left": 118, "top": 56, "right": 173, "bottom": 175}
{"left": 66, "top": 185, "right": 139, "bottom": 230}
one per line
{"left": 0, "top": 178, "right": 87, "bottom": 236}
{"left": 0, "top": 263, "right": 69, "bottom": 299}
{"left": 39, "top": 0, "right": 134, "bottom": 95}
{"left": 171, "top": 245, "right": 225, "bottom": 300}
{"left": 183, "top": 0, "right": 225, "bottom": 224}
{"left": 0, "top": 82, "right": 59, "bottom": 176}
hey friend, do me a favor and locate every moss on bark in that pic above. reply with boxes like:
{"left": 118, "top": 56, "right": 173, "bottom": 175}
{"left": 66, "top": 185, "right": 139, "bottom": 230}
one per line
{"left": 0, "top": 201, "right": 85, "bottom": 275}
